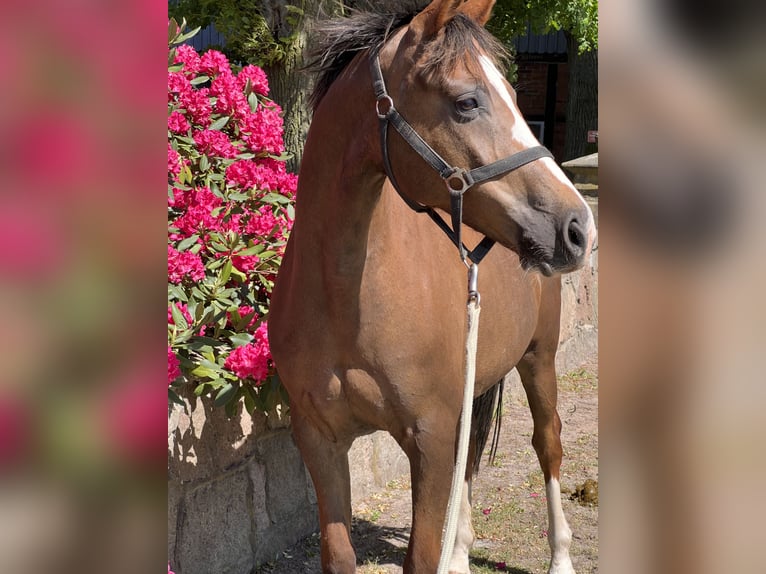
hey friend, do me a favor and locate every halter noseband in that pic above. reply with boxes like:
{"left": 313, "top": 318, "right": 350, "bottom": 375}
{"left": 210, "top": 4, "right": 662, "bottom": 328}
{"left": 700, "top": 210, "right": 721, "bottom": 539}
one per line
{"left": 370, "top": 54, "right": 553, "bottom": 265}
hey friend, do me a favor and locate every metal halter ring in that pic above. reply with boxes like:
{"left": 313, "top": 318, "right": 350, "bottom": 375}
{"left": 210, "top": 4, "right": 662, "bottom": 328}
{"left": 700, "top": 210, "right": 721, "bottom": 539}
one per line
{"left": 376, "top": 95, "right": 395, "bottom": 119}
{"left": 444, "top": 167, "right": 474, "bottom": 194}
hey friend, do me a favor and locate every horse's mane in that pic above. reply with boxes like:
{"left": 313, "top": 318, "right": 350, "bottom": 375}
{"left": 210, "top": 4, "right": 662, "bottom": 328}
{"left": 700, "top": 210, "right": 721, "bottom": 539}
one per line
{"left": 306, "top": 1, "right": 509, "bottom": 111}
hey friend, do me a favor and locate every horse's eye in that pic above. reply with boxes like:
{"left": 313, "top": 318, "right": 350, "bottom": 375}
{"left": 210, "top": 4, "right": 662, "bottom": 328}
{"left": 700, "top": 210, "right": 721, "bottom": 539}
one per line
{"left": 455, "top": 97, "right": 479, "bottom": 113}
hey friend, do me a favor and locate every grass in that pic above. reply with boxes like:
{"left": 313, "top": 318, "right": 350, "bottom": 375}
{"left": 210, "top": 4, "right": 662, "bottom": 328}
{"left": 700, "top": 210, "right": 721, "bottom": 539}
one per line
{"left": 557, "top": 367, "right": 598, "bottom": 392}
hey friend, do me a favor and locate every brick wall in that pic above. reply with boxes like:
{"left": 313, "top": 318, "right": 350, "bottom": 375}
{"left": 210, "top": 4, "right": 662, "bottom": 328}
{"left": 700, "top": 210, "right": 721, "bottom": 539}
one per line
{"left": 515, "top": 60, "right": 569, "bottom": 161}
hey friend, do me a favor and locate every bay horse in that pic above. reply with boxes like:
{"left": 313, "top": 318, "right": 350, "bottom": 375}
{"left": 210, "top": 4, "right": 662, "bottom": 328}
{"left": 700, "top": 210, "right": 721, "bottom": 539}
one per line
{"left": 269, "top": 1, "right": 596, "bottom": 573}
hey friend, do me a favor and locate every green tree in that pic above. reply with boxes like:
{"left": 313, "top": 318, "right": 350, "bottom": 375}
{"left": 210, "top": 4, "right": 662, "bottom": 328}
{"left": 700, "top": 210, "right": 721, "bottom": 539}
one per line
{"left": 491, "top": 0, "right": 598, "bottom": 161}
{"left": 169, "top": 0, "right": 343, "bottom": 172}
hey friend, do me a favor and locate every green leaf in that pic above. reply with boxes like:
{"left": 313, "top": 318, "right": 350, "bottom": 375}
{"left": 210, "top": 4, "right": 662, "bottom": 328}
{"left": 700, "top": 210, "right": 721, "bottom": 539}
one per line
{"left": 214, "top": 383, "right": 237, "bottom": 407}
{"left": 174, "top": 26, "right": 202, "bottom": 45}
{"left": 170, "top": 304, "right": 188, "bottom": 329}
{"left": 175, "top": 135, "right": 196, "bottom": 146}
{"left": 168, "top": 18, "right": 181, "bottom": 44}
{"left": 190, "top": 75, "right": 211, "bottom": 86}
{"left": 229, "top": 332, "right": 254, "bottom": 347}
{"left": 199, "top": 154, "right": 210, "bottom": 172}
{"left": 219, "top": 259, "right": 233, "bottom": 285}
{"left": 225, "top": 395, "right": 239, "bottom": 417}
{"left": 168, "top": 389, "right": 187, "bottom": 410}
{"left": 191, "top": 365, "right": 217, "bottom": 379}
{"left": 248, "top": 92, "right": 259, "bottom": 113}
{"left": 209, "top": 116, "right": 230, "bottom": 131}
{"left": 230, "top": 267, "right": 248, "bottom": 282}
{"left": 199, "top": 359, "right": 223, "bottom": 372}
{"left": 177, "top": 234, "right": 199, "bottom": 252}
{"left": 243, "top": 386, "right": 257, "bottom": 414}
{"left": 234, "top": 244, "right": 265, "bottom": 257}
{"left": 187, "top": 337, "right": 223, "bottom": 350}
{"left": 262, "top": 193, "right": 291, "bottom": 205}
{"left": 168, "top": 284, "right": 188, "bottom": 302}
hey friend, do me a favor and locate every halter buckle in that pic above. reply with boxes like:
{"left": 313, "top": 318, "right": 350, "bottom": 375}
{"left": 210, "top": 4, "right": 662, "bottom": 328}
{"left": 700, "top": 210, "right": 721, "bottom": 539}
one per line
{"left": 444, "top": 167, "right": 474, "bottom": 195}
{"left": 375, "top": 95, "right": 395, "bottom": 119}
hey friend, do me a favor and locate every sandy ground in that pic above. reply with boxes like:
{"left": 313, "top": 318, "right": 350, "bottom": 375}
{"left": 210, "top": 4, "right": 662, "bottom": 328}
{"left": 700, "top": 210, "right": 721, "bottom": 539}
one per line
{"left": 256, "top": 359, "right": 598, "bottom": 574}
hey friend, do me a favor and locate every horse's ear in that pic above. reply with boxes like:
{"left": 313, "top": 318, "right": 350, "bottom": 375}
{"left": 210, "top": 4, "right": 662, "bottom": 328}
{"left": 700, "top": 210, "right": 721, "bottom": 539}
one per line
{"left": 458, "top": 0, "right": 496, "bottom": 26}
{"left": 409, "top": 0, "right": 464, "bottom": 40}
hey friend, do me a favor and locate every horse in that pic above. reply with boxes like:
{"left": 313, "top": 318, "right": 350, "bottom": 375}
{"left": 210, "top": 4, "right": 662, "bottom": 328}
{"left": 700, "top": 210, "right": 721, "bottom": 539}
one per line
{"left": 268, "top": 1, "right": 596, "bottom": 572}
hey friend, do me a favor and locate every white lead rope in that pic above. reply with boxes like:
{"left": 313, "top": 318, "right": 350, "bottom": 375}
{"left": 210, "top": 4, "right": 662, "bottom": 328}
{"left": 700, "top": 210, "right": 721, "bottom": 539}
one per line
{"left": 437, "top": 264, "right": 482, "bottom": 574}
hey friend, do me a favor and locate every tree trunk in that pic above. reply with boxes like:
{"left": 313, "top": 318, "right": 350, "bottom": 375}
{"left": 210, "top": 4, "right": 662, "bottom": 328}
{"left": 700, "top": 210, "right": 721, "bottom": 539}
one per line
{"left": 564, "top": 32, "right": 598, "bottom": 161}
{"left": 261, "top": 1, "right": 342, "bottom": 174}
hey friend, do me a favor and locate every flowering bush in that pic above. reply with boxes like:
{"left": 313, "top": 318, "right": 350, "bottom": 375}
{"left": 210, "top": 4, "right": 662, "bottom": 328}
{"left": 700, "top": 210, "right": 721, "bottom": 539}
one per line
{"left": 167, "top": 19, "right": 295, "bottom": 416}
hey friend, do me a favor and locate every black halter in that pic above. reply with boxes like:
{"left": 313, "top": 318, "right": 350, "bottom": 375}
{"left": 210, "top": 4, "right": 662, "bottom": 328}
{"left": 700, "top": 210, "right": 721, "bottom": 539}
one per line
{"left": 370, "top": 54, "right": 553, "bottom": 265}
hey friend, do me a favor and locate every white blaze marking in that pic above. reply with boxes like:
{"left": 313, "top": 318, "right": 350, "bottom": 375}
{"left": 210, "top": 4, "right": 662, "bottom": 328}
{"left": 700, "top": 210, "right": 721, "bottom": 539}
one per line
{"left": 478, "top": 54, "right": 597, "bottom": 253}
{"left": 545, "top": 478, "right": 576, "bottom": 574}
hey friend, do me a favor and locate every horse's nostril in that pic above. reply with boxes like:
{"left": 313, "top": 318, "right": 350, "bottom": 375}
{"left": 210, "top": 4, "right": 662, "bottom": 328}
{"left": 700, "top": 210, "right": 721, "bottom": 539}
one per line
{"left": 563, "top": 217, "right": 586, "bottom": 262}
{"left": 568, "top": 220, "right": 584, "bottom": 249}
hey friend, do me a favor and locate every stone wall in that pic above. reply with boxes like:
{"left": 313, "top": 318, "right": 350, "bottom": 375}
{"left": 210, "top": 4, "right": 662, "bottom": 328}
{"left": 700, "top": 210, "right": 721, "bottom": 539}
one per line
{"left": 168, "top": 399, "right": 410, "bottom": 574}
{"left": 168, "top": 252, "right": 597, "bottom": 574}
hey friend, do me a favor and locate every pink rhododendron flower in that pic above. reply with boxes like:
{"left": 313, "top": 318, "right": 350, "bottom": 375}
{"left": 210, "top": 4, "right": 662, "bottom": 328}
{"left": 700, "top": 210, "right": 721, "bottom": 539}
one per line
{"left": 193, "top": 129, "right": 239, "bottom": 158}
{"left": 226, "top": 158, "right": 293, "bottom": 193}
{"left": 168, "top": 144, "right": 181, "bottom": 179}
{"left": 168, "top": 39, "right": 295, "bottom": 401}
{"left": 168, "top": 245, "right": 205, "bottom": 283}
{"left": 238, "top": 65, "right": 269, "bottom": 96}
{"left": 199, "top": 49, "right": 230, "bottom": 76}
{"left": 168, "top": 110, "right": 190, "bottom": 134}
{"left": 168, "top": 346, "right": 181, "bottom": 383}
{"left": 224, "top": 323, "right": 271, "bottom": 382}
{"left": 168, "top": 70, "right": 191, "bottom": 96}
{"left": 174, "top": 44, "right": 201, "bottom": 77}
{"left": 241, "top": 104, "right": 285, "bottom": 155}
{"left": 231, "top": 254, "right": 260, "bottom": 274}
{"left": 178, "top": 87, "right": 212, "bottom": 127}
{"left": 168, "top": 186, "right": 191, "bottom": 209}
{"left": 245, "top": 205, "right": 279, "bottom": 237}
{"left": 171, "top": 186, "right": 224, "bottom": 239}
{"left": 210, "top": 72, "right": 249, "bottom": 118}
{"left": 168, "top": 564, "right": 175, "bottom": 574}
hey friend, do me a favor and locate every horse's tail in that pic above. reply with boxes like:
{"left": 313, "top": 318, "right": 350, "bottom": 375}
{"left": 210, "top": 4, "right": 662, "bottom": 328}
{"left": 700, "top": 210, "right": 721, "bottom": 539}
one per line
{"left": 471, "top": 379, "right": 504, "bottom": 474}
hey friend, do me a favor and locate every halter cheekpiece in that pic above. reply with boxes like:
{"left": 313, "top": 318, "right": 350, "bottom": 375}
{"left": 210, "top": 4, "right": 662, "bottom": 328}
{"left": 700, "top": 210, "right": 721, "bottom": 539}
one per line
{"left": 370, "top": 54, "right": 553, "bottom": 265}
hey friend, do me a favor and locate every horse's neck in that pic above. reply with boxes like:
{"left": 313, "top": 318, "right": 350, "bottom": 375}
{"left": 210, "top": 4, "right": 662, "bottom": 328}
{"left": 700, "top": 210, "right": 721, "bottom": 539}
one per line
{"left": 291, "top": 68, "right": 387, "bottom": 288}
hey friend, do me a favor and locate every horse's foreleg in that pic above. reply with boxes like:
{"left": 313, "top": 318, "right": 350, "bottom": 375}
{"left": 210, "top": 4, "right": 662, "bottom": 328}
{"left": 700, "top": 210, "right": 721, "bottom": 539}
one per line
{"left": 518, "top": 352, "right": 576, "bottom": 574}
{"left": 399, "top": 421, "right": 458, "bottom": 574}
{"left": 447, "top": 476, "right": 474, "bottom": 574}
{"left": 291, "top": 410, "right": 355, "bottom": 574}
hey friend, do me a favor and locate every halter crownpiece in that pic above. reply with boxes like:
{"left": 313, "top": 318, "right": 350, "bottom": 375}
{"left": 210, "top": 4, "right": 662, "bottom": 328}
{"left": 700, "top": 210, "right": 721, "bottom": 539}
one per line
{"left": 370, "top": 54, "right": 553, "bottom": 265}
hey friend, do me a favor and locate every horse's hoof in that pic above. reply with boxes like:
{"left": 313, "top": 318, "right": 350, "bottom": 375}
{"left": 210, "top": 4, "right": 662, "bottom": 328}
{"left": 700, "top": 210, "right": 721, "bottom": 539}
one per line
{"left": 548, "top": 557, "right": 576, "bottom": 574}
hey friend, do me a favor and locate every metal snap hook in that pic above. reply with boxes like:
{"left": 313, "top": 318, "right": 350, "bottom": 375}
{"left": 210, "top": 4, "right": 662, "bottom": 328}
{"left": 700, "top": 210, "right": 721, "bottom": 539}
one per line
{"left": 467, "top": 263, "right": 480, "bottom": 304}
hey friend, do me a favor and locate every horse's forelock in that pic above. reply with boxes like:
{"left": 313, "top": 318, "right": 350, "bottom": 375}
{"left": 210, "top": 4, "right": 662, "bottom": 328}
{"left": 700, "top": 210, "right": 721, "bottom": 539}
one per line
{"left": 306, "top": 6, "right": 509, "bottom": 112}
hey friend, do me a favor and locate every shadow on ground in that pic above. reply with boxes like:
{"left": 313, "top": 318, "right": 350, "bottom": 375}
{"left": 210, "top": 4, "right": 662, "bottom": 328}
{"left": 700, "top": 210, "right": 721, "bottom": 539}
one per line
{"left": 257, "top": 517, "right": 534, "bottom": 573}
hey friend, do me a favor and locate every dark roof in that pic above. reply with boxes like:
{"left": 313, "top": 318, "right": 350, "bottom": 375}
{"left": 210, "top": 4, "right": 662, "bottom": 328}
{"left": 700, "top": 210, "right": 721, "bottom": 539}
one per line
{"left": 512, "top": 23, "right": 567, "bottom": 55}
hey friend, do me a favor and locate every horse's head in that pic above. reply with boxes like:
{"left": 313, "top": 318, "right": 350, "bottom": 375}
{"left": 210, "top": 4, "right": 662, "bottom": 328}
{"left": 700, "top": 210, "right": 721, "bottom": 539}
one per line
{"left": 376, "top": 0, "right": 596, "bottom": 274}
